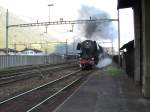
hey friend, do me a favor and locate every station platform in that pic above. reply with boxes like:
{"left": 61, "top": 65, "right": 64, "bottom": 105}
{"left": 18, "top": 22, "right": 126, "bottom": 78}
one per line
{"left": 54, "top": 64, "right": 150, "bottom": 112}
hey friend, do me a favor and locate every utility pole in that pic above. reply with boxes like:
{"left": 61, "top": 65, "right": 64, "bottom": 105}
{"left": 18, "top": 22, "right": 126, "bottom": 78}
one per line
{"left": 111, "top": 40, "right": 114, "bottom": 55}
{"left": 6, "top": 9, "right": 9, "bottom": 55}
{"left": 13, "top": 35, "right": 17, "bottom": 50}
{"left": 65, "top": 39, "right": 68, "bottom": 57}
{"left": 48, "top": 4, "right": 54, "bottom": 22}
{"left": 14, "top": 43, "right": 17, "bottom": 50}
{"left": 44, "top": 4, "right": 54, "bottom": 33}
{"left": 45, "top": 41, "right": 48, "bottom": 55}
{"left": 28, "top": 43, "right": 31, "bottom": 48}
{"left": 73, "top": 37, "right": 75, "bottom": 54}
{"left": 118, "top": 9, "right": 121, "bottom": 65}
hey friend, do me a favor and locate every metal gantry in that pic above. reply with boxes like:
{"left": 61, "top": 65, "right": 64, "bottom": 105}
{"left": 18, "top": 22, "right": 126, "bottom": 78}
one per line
{"left": 7, "top": 19, "right": 118, "bottom": 28}
{"left": 5, "top": 9, "right": 119, "bottom": 56}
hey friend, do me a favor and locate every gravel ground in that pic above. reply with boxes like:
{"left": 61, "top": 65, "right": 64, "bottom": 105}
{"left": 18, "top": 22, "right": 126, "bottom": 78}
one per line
{"left": 0, "top": 66, "right": 79, "bottom": 101}
{"left": 0, "top": 68, "right": 90, "bottom": 112}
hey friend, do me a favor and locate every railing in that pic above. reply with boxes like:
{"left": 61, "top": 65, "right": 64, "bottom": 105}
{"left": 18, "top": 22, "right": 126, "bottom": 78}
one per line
{"left": 0, "top": 55, "right": 65, "bottom": 69}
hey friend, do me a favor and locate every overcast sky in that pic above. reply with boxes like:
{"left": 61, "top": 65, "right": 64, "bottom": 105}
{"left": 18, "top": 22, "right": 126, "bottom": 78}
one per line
{"left": 0, "top": 0, "right": 134, "bottom": 51}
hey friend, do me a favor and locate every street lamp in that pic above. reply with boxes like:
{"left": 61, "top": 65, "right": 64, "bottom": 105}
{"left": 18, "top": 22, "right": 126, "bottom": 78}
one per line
{"left": 48, "top": 4, "right": 54, "bottom": 22}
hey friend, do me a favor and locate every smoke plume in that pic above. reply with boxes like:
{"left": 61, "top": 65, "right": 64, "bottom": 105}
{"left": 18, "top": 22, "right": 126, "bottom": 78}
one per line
{"left": 78, "top": 5, "right": 116, "bottom": 40}
{"left": 96, "top": 52, "right": 112, "bottom": 68}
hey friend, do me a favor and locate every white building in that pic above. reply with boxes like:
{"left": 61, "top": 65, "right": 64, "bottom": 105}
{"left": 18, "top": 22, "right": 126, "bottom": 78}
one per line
{"left": 19, "top": 48, "right": 45, "bottom": 55}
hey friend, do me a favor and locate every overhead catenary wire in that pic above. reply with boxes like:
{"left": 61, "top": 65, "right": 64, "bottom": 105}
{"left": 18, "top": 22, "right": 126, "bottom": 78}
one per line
{"left": 8, "top": 19, "right": 118, "bottom": 28}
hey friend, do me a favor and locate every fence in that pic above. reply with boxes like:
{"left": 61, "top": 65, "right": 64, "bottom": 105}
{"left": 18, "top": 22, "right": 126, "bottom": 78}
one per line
{"left": 0, "top": 55, "right": 65, "bottom": 69}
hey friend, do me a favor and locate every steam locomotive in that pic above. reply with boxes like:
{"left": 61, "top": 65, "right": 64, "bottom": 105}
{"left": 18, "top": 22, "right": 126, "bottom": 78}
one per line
{"left": 77, "top": 40, "right": 103, "bottom": 70}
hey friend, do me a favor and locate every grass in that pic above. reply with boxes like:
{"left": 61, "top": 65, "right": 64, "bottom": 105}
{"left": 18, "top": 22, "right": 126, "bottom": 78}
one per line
{"left": 106, "top": 67, "right": 125, "bottom": 76}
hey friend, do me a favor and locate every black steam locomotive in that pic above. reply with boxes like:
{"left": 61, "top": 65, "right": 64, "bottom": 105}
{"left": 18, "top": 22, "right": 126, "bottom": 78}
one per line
{"left": 77, "top": 40, "right": 103, "bottom": 70}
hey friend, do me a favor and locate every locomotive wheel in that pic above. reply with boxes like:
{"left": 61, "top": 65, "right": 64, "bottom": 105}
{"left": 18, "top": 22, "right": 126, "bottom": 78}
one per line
{"left": 81, "top": 66, "right": 85, "bottom": 70}
{"left": 81, "top": 65, "right": 86, "bottom": 70}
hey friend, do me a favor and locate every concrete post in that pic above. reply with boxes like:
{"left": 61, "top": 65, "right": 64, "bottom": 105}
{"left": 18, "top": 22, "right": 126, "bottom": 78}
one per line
{"left": 66, "top": 40, "right": 68, "bottom": 56}
{"left": 117, "top": 10, "right": 121, "bottom": 66}
{"left": 142, "top": 0, "right": 150, "bottom": 97}
{"left": 6, "top": 9, "right": 9, "bottom": 55}
{"left": 133, "top": 0, "right": 142, "bottom": 83}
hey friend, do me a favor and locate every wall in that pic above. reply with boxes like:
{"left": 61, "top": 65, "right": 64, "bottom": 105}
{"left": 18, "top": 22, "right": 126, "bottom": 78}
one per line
{"left": 0, "top": 55, "right": 65, "bottom": 69}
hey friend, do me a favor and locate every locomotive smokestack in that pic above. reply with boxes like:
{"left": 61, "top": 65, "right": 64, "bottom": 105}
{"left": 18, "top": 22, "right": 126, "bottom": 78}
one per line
{"left": 78, "top": 5, "right": 116, "bottom": 41}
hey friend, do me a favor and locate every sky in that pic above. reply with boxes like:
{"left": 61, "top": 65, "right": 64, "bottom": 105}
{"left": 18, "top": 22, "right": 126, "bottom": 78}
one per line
{"left": 0, "top": 0, "right": 134, "bottom": 52}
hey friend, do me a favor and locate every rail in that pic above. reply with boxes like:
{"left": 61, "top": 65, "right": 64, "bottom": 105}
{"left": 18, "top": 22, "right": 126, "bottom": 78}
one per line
{"left": 0, "top": 63, "right": 78, "bottom": 86}
{"left": 0, "top": 69, "right": 81, "bottom": 105}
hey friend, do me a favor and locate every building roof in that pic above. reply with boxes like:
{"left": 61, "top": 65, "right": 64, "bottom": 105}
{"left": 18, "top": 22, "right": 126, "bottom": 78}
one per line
{"left": 0, "top": 48, "right": 18, "bottom": 53}
{"left": 20, "top": 48, "right": 42, "bottom": 53}
{"left": 120, "top": 40, "right": 134, "bottom": 51}
{"left": 117, "top": 0, "right": 136, "bottom": 9}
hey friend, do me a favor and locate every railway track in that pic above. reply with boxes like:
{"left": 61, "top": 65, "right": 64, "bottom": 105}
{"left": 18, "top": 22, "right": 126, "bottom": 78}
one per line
{"left": 0, "top": 62, "right": 77, "bottom": 86}
{"left": 0, "top": 69, "right": 92, "bottom": 112}
{"left": 0, "top": 61, "right": 77, "bottom": 78}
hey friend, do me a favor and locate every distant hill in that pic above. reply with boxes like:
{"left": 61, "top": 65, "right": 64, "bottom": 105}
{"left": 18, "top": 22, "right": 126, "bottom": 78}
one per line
{"left": 0, "top": 7, "right": 58, "bottom": 54}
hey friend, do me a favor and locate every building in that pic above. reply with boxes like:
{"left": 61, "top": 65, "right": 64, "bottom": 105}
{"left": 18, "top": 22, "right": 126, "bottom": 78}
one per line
{"left": 120, "top": 40, "right": 134, "bottom": 79}
{"left": 19, "top": 48, "right": 45, "bottom": 55}
{"left": 0, "top": 48, "right": 18, "bottom": 55}
{"left": 118, "top": 0, "right": 150, "bottom": 97}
